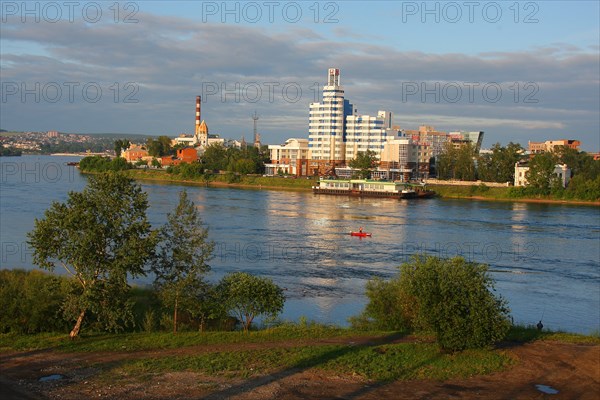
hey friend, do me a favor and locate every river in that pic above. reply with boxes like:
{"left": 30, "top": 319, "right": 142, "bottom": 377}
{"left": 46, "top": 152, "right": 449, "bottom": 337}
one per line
{"left": 1, "top": 156, "right": 599, "bottom": 334}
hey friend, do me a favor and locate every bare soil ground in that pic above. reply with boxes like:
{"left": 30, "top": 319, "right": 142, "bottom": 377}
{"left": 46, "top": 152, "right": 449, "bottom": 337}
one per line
{"left": 1, "top": 337, "right": 598, "bottom": 400}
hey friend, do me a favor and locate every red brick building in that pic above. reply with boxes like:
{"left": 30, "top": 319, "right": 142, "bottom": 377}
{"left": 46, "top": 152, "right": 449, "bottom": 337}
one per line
{"left": 161, "top": 147, "right": 198, "bottom": 166}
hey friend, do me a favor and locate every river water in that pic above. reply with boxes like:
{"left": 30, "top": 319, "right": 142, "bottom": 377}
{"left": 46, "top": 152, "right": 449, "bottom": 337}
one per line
{"left": 1, "top": 156, "right": 599, "bottom": 334}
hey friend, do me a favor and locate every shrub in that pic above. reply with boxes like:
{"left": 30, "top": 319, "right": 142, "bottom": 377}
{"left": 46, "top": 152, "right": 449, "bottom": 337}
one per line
{"left": 400, "top": 256, "right": 511, "bottom": 352}
{"left": 349, "top": 277, "right": 416, "bottom": 331}
{"left": 0, "top": 270, "right": 72, "bottom": 333}
{"left": 217, "top": 272, "right": 285, "bottom": 332}
{"left": 357, "top": 256, "right": 511, "bottom": 351}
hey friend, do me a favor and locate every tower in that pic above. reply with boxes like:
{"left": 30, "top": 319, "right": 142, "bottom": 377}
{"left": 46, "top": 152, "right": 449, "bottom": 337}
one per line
{"left": 194, "top": 95, "right": 208, "bottom": 147}
{"left": 308, "top": 68, "right": 354, "bottom": 166}
{"left": 194, "top": 95, "right": 201, "bottom": 135}
{"left": 252, "top": 111, "right": 261, "bottom": 148}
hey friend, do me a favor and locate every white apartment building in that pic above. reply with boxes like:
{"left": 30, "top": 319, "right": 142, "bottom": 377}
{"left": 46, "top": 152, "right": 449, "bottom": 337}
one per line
{"left": 345, "top": 111, "right": 400, "bottom": 160}
{"left": 514, "top": 162, "right": 571, "bottom": 187}
{"left": 264, "top": 138, "right": 310, "bottom": 176}
{"left": 308, "top": 68, "right": 354, "bottom": 164}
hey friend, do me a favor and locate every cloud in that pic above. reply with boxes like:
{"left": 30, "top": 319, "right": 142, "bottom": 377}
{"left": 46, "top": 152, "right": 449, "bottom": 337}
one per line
{"left": 1, "top": 11, "right": 598, "bottom": 150}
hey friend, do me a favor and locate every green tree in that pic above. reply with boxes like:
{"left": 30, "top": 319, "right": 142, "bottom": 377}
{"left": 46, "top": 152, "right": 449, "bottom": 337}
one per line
{"left": 349, "top": 150, "right": 377, "bottom": 179}
{"left": 399, "top": 256, "right": 511, "bottom": 352}
{"left": 201, "top": 143, "right": 228, "bottom": 171}
{"left": 152, "top": 190, "right": 215, "bottom": 334}
{"left": 228, "top": 158, "right": 257, "bottom": 174}
{"left": 478, "top": 142, "right": 524, "bottom": 183}
{"left": 147, "top": 136, "right": 173, "bottom": 157}
{"left": 436, "top": 142, "right": 461, "bottom": 180}
{"left": 437, "top": 143, "right": 477, "bottom": 181}
{"left": 27, "top": 172, "right": 157, "bottom": 338}
{"left": 555, "top": 146, "right": 600, "bottom": 180}
{"left": 526, "top": 152, "right": 560, "bottom": 194}
{"left": 217, "top": 272, "right": 285, "bottom": 332}
{"left": 114, "top": 139, "right": 131, "bottom": 157}
{"left": 189, "top": 284, "right": 226, "bottom": 332}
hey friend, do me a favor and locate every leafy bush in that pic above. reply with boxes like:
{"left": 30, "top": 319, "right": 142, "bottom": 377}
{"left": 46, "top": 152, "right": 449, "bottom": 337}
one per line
{"left": 217, "top": 272, "right": 285, "bottom": 332}
{"left": 349, "top": 277, "right": 415, "bottom": 332}
{"left": 0, "top": 270, "right": 73, "bottom": 333}
{"left": 400, "top": 256, "right": 511, "bottom": 351}
{"left": 357, "top": 256, "right": 511, "bottom": 352}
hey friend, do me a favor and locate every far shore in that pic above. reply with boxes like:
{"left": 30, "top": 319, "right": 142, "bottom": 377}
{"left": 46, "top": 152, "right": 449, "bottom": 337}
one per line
{"left": 437, "top": 193, "right": 600, "bottom": 207}
{"left": 118, "top": 169, "right": 600, "bottom": 207}
{"left": 51, "top": 153, "right": 105, "bottom": 157}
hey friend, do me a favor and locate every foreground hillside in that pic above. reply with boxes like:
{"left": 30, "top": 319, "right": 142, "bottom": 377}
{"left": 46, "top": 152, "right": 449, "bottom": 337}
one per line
{"left": 1, "top": 328, "right": 598, "bottom": 399}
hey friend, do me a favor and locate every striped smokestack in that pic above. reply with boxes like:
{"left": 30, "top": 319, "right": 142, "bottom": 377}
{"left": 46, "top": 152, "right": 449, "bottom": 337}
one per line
{"left": 196, "top": 95, "right": 201, "bottom": 126}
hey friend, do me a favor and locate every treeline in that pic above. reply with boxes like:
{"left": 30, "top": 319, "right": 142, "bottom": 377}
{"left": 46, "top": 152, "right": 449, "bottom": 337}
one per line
{"left": 0, "top": 269, "right": 281, "bottom": 335}
{"left": 39, "top": 138, "right": 115, "bottom": 154}
{"left": 199, "top": 143, "right": 269, "bottom": 174}
{"left": 79, "top": 155, "right": 132, "bottom": 172}
{"left": 0, "top": 146, "right": 22, "bottom": 156}
{"left": 509, "top": 147, "right": 600, "bottom": 200}
{"left": 164, "top": 144, "right": 269, "bottom": 180}
{"left": 2, "top": 254, "right": 513, "bottom": 352}
{"left": 437, "top": 143, "right": 600, "bottom": 200}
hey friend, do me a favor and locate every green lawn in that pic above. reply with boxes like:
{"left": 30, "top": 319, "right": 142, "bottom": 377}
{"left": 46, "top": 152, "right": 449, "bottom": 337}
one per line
{"left": 0, "top": 324, "right": 361, "bottom": 352}
{"left": 116, "top": 342, "right": 512, "bottom": 381}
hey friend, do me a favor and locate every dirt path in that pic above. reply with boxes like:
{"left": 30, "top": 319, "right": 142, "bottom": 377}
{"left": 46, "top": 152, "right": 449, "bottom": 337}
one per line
{"left": 1, "top": 338, "right": 598, "bottom": 399}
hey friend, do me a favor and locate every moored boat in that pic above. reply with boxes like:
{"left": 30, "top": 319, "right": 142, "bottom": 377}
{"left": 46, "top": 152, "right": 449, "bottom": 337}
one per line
{"left": 313, "top": 178, "right": 435, "bottom": 199}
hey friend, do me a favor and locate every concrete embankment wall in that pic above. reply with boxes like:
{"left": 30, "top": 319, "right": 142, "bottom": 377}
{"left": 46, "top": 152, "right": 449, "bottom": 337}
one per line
{"left": 425, "top": 179, "right": 510, "bottom": 187}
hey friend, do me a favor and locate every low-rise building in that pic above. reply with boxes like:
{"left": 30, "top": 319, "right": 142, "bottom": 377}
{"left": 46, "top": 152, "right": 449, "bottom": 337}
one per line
{"left": 380, "top": 137, "right": 418, "bottom": 181}
{"left": 514, "top": 161, "right": 571, "bottom": 187}
{"left": 528, "top": 139, "right": 581, "bottom": 154}
{"left": 161, "top": 147, "right": 198, "bottom": 166}
{"left": 265, "top": 138, "right": 310, "bottom": 176}
{"left": 122, "top": 144, "right": 149, "bottom": 162}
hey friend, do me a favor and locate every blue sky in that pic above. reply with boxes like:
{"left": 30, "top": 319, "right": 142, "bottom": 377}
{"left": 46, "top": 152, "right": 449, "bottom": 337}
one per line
{"left": 1, "top": 1, "right": 599, "bottom": 150}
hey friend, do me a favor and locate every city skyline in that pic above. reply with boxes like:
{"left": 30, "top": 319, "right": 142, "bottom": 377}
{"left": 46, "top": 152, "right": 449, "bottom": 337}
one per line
{"left": 1, "top": 1, "right": 599, "bottom": 151}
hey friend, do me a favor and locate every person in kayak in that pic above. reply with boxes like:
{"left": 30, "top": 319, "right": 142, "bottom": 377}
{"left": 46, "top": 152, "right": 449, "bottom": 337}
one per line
{"left": 359, "top": 227, "right": 363, "bottom": 233}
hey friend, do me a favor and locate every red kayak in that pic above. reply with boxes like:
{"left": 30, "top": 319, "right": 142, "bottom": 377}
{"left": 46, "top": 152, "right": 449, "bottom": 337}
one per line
{"left": 350, "top": 231, "right": 372, "bottom": 237}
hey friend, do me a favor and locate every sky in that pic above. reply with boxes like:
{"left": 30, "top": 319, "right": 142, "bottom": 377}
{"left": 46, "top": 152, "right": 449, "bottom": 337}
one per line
{"left": 1, "top": 1, "right": 599, "bottom": 150}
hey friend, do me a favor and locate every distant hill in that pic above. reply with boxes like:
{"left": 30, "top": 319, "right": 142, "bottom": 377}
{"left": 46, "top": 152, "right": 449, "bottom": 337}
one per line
{"left": 71, "top": 132, "right": 160, "bottom": 141}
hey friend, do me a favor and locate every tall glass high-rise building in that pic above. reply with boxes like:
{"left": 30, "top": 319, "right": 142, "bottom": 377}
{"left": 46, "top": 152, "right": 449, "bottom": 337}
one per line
{"left": 308, "top": 68, "right": 354, "bottom": 163}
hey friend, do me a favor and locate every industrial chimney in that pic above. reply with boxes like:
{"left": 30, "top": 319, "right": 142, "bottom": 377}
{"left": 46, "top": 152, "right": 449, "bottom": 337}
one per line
{"left": 195, "top": 95, "right": 201, "bottom": 135}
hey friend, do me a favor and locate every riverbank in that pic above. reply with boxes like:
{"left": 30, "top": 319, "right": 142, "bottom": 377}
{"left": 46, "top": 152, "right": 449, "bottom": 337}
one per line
{"left": 1, "top": 327, "right": 598, "bottom": 399}
{"left": 122, "top": 169, "right": 316, "bottom": 191}
{"left": 429, "top": 184, "right": 600, "bottom": 206}
{"left": 120, "top": 169, "right": 600, "bottom": 206}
